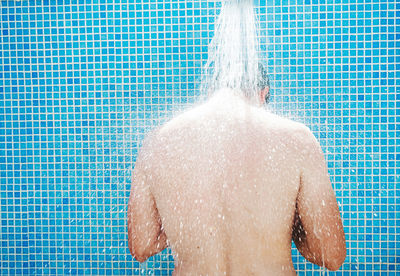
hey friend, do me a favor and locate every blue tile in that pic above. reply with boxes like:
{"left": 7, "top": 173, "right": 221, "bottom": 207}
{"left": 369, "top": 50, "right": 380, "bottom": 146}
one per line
{"left": 0, "top": 0, "right": 397, "bottom": 274}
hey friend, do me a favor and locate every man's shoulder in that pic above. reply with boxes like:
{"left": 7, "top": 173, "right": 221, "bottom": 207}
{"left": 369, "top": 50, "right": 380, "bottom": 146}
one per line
{"left": 159, "top": 103, "right": 209, "bottom": 134}
{"left": 264, "top": 112, "right": 310, "bottom": 134}
{"left": 261, "top": 113, "right": 318, "bottom": 152}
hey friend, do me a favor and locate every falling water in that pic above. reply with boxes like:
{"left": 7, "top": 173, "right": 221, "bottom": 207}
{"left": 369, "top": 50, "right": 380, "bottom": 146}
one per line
{"left": 202, "top": 0, "right": 265, "bottom": 104}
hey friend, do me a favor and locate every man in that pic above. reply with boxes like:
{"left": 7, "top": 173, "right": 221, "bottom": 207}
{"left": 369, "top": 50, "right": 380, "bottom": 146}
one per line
{"left": 127, "top": 71, "right": 346, "bottom": 275}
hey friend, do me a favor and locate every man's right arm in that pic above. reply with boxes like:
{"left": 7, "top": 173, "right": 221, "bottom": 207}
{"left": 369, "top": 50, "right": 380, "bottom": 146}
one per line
{"left": 292, "top": 126, "right": 346, "bottom": 271}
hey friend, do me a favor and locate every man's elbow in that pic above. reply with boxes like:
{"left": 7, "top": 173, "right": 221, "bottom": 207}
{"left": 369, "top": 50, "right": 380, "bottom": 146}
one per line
{"left": 130, "top": 246, "right": 150, "bottom": 263}
{"left": 128, "top": 238, "right": 150, "bottom": 263}
{"left": 325, "top": 244, "right": 347, "bottom": 271}
{"left": 133, "top": 252, "right": 149, "bottom": 263}
{"left": 325, "top": 255, "right": 346, "bottom": 271}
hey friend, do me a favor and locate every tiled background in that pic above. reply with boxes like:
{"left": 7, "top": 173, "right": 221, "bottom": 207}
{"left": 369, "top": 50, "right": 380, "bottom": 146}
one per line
{"left": 0, "top": 0, "right": 399, "bottom": 275}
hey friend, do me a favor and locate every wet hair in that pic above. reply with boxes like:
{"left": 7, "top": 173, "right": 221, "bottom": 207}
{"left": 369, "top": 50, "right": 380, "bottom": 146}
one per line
{"left": 257, "top": 63, "right": 271, "bottom": 104}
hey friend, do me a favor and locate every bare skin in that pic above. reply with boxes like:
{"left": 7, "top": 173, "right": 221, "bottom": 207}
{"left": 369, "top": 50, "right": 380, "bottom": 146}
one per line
{"left": 127, "top": 88, "right": 346, "bottom": 275}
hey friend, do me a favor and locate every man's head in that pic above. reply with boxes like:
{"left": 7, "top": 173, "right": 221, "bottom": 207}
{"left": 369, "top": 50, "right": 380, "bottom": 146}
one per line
{"left": 207, "top": 62, "right": 270, "bottom": 105}
{"left": 257, "top": 63, "right": 270, "bottom": 105}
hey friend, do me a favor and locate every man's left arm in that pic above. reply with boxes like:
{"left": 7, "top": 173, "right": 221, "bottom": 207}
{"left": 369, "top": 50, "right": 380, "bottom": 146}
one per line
{"left": 127, "top": 159, "right": 168, "bottom": 262}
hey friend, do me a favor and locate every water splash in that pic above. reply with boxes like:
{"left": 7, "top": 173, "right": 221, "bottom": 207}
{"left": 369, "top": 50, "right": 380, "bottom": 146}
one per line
{"left": 202, "top": 0, "right": 265, "bottom": 104}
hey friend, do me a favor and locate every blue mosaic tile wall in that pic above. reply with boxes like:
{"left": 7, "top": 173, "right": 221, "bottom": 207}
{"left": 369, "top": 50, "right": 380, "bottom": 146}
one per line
{"left": 0, "top": 0, "right": 399, "bottom": 275}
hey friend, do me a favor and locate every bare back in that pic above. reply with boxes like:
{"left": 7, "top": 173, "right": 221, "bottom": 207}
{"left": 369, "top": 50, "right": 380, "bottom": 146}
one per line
{"left": 146, "top": 89, "right": 312, "bottom": 275}
{"left": 128, "top": 88, "right": 346, "bottom": 275}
